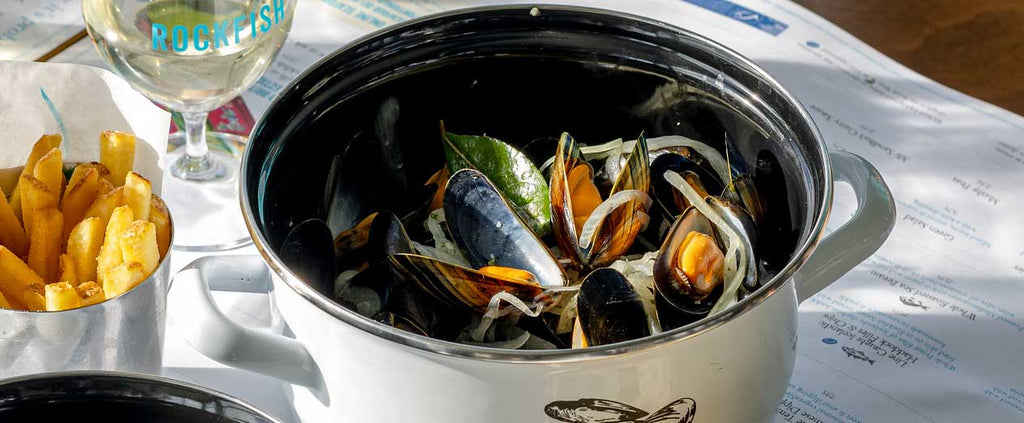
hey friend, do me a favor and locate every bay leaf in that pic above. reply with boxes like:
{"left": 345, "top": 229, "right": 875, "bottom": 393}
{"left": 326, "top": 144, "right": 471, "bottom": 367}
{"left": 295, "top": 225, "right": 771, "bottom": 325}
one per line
{"left": 441, "top": 127, "right": 551, "bottom": 236}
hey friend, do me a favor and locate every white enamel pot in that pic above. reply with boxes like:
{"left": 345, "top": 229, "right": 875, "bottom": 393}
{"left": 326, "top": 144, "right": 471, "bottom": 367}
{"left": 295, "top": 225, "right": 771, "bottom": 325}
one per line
{"left": 169, "top": 6, "right": 896, "bottom": 422}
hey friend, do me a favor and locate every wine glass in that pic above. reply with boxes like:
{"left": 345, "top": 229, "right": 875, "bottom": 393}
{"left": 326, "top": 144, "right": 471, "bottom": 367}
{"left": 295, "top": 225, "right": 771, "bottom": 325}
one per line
{"left": 83, "top": 0, "right": 296, "bottom": 251}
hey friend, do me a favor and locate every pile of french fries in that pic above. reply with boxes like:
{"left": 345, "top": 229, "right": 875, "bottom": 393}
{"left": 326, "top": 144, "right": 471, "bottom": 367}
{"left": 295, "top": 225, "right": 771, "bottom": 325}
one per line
{"left": 0, "top": 131, "right": 170, "bottom": 312}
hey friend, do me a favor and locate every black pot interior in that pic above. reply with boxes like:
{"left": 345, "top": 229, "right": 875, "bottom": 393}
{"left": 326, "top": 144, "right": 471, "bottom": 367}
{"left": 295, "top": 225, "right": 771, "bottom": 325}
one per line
{"left": 0, "top": 374, "right": 276, "bottom": 422}
{"left": 246, "top": 6, "right": 826, "bottom": 299}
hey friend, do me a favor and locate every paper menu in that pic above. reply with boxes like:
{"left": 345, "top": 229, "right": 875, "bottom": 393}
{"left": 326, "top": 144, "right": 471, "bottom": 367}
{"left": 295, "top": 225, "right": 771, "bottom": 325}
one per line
{"left": 0, "top": 0, "right": 84, "bottom": 61}
{"left": 42, "top": 1, "right": 1024, "bottom": 422}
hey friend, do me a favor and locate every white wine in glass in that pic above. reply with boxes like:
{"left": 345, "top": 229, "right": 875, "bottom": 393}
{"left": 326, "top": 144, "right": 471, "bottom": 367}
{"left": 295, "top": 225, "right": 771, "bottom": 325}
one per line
{"left": 83, "top": 0, "right": 296, "bottom": 250}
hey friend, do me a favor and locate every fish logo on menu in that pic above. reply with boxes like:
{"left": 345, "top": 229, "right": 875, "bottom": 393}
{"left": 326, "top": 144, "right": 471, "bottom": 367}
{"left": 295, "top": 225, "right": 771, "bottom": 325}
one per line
{"left": 899, "top": 296, "right": 930, "bottom": 310}
{"left": 545, "top": 397, "right": 696, "bottom": 422}
{"left": 842, "top": 346, "right": 876, "bottom": 365}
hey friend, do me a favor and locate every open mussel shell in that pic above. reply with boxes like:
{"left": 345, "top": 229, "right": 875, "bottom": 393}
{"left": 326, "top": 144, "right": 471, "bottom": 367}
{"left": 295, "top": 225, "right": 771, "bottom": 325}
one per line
{"left": 332, "top": 212, "right": 378, "bottom": 270}
{"left": 444, "top": 169, "right": 567, "bottom": 287}
{"left": 333, "top": 211, "right": 450, "bottom": 338}
{"left": 544, "top": 398, "right": 649, "bottom": 423}
{"left": 652, "top": 207, "right": 724, "bottom": 314}
{"left": 722, "top": 173, "right": 765, "bottom": 228}
{"left": 325, "top": 137, "right": 378, "bottom": 236}
{"left": 280, "top": 218, "right": 336, "bottom": 295}
{"left": 650, "top": 152, "right": 724, "bottom": 221}
{"left": 753, "top": 148, "right": 796, "bottom": 275}
{"left": 707, "top": 197, "right": 759, "bottom": 291}
{"left": 574, "top": 268, "right": 652, "bottom": 347}
{"left": 655, "top": 291, "right": 703, "bottom": 330}
{"left": 549, "top": 132, "right": 588, "bottom": 268}
{"left": 388, "top": 253, "right": 550, "bottom": 313}
{"left": 550, "top": 133, "right": 651, "bottom": 270}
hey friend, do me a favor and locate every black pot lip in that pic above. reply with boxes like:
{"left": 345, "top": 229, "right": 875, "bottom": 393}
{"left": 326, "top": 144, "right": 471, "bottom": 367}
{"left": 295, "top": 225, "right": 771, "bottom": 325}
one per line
{"left": 0, "top": 370, "right": 281, "bottom": 421}
{"left": 240, "top": 4, "right": 833, "bottom": 363}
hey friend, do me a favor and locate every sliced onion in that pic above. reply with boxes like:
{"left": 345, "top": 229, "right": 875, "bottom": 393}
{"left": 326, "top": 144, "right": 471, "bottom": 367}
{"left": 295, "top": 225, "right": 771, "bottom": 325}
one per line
{"left": 644, "top": 136, "right": 731, "bottom": 184}
{"left": 421, "top": 209, "right": 470, "bottom": 267}
{"left": 577, "top": 189, "right": 652, "bottom": 250}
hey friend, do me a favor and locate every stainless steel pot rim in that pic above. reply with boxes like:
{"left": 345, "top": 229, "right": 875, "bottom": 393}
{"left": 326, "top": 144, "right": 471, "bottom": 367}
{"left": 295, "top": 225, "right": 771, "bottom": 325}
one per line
{"left": 239, "top": 4, "right": 833, "bottom": 363}
{"left": 0, "top": 370, "right": 276, "bottom": 420}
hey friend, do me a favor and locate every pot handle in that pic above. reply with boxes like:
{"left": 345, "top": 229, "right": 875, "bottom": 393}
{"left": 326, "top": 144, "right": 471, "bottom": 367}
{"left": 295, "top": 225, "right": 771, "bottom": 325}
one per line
{"left": 168, "top": 255, "right": 326, "bottom": 394}
{"left": 795, "top": 150, "right": 896, "bottom": 303}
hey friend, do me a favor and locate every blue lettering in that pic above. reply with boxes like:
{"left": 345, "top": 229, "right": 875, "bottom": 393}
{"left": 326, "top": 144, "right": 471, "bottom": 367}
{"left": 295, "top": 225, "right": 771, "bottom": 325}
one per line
{"left": 151, "top": 23, "right": 168, "bottom": 50}
{"left": 250, "top": 12, "right": 257, "bottom": 37}
{"left": 172, "top": 25, "right": 188, "bottom": 52}
{"left": 213, "top": 19, "right": 230, "bottom": 48}
{"left": 233, "top": 15, "right": 246, "bottom": 44}
{"left": 274, "top": 0, "right": 285, "bottom": 24}
{"left": 193, "top": 24, "right": 210, "bottom": 51}
{"left": 259, "top": 5, "right": 273, "bottom": 32}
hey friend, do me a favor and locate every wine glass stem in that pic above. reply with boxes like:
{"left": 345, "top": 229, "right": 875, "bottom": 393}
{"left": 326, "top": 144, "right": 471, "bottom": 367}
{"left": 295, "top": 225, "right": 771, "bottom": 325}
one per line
{"left": 184, "top": 111, "right": 209, "bottom": 158}
{"left": 171, "top": 111, "right": 226, "bottom": 181}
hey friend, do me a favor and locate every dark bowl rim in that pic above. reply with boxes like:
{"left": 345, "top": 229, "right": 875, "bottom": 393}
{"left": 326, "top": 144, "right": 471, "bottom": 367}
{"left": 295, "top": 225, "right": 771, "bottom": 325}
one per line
{"left": 0, "top": 370, "right": 280, "bottom": 422}
{"left": 240, "top": 4, "right": 833, "bottom": 363}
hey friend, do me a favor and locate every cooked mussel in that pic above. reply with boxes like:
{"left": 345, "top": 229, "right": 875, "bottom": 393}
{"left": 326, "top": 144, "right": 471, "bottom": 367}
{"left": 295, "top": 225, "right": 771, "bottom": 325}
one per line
{"left": 707, "top": 197, "right": 759, "bottom": 291}
{"left": 389, "top": 253, "right": 552, "bottom": 313}
{"left": 650, "top": 152, "right": 726, "bottom": 229}
{"left": 280, "top": 219, "right": 336, "bottom": 295}
{"left": 652, "top": 207, "right": 725, "bottom": 313}
{"left": 551, "top": 133, "right": 652, "bottom": 270}
{"left": 573, "top": 268, "right": 652, "bottom": 347}
{"left": 722, "top": 173, "right": 764, "bottom": 228}
{"left": 445, "top": 169, "right": 567, "bottom": 287}
{"left": 661, "top": 170, "right": 753, "bottom": 315}
{"left": 333, "top": 211, "right": 444, "bottom": 336}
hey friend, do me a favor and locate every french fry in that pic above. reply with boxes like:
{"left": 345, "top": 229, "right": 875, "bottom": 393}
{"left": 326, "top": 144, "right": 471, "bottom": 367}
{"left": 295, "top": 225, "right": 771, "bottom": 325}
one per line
{"left": 102, "top": 261, "right": 146, "bottom": 299}
{"left": 67, "top": 162, "right": 110, "bottom": 189}
{"left": 100, "top": 131, "right": 136, "bottom": 186}
{"left": 149, "top": 195, "right": 171, "bottom": 259}
{"left": 0, "top": 186, "right": 28, "bottom": 256}
{"left": 77, "top": 281, "right": 105, "bottom": 307}
{"left": 68, "top": 217, "right": 105, "bottom": 284}
{"left": 9, "top": 134, "right": 62, "bottom": 221}
{"left": 58, "top": 253, "right": 78, "bottom": 285}
{"left": 123, "top": 172, "right": 152, "bottom": 220}
{"left": 27, "top": 208, "right": 62, "bottom": 283}
{"left": 61, "top": 167, "right": 100, "bottom": 242}
{"left": 19, "top": 174, "right": 56, "bottom": 236}
{"left": 32, "top": 148, "right": 63, "bottom": 204}
{"left": 97, "top": 206, "right": 133, "bottom": 283}
{"left": 45, "top": 282, "right": 81, "bottom": 311}
{"left": 83, "top": 186, "right": 124, "bottom": 226}
{"left": 0, "top": 246, "right": 46, "bottom": 311}
{"left": 0, "top": 292, "right": 10, "bottom": 309}
{"left": 97, "top": 177, "right": 115, "bottom": 196}
{"left": 120, "top": 221, "right": 159, "bottom": 275}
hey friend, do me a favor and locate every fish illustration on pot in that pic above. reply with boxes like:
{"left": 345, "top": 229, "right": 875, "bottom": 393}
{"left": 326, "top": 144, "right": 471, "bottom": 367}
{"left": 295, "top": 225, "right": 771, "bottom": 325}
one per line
{"left": 842, "top": 346, "right": 876, "bottom": 365}
{"left": 545, "top": 397, "right": 696, "bottom": 423}
{"left": 899, "top": 296, "right": 929, "bottom": 310}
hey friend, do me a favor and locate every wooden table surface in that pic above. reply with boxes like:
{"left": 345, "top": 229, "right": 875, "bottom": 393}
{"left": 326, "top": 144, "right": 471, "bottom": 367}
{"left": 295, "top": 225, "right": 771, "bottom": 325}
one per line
{"left": 796, "top": 1, "right": 1024, "bottom": 116}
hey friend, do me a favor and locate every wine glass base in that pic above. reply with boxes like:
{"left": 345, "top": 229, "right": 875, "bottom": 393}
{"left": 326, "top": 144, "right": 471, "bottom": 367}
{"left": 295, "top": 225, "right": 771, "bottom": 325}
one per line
{"left": 170, "top": 152, "right": 226, "bottom": 182}
{"left": 162, "top": 132, "right": 252, "bottom": 252}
